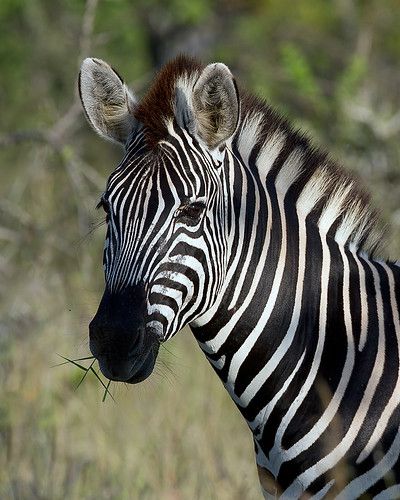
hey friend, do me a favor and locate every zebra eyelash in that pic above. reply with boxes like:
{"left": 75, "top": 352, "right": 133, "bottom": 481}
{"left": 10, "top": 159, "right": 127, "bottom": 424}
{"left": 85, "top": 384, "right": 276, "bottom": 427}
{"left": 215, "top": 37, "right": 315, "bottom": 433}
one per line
{"left": 96, "top": 196, "right": 110, "bottom": 214}
{"left": 174, "top": 200, "right": 206, "bottom": 223}
{"left": 96, "top": 196, "right": 111, "bottom": 224}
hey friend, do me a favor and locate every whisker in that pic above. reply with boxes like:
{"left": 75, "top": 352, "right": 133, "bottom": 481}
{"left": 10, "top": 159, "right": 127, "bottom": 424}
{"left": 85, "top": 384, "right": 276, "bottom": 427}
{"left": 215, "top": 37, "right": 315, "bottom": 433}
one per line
{"left": 159, "top": 343, "right": 178, "bottom": 358}
{"left": 154, "top": 362, "right": 176, "bottom": 387}
{"left": 158, "top": 358, "right": 177, "bottom": 378}
{"left": 74, "top": 216, "right": 107, "bottom": 247}
{"left": 158, "top": 351, "right": 186, "bottom": 370}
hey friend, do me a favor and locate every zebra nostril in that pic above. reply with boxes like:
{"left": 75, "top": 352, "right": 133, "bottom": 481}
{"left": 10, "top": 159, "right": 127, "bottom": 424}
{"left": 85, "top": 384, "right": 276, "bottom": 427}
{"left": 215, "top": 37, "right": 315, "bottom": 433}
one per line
{"left": 89, "top": 311, "right": 147, "bottom": 360}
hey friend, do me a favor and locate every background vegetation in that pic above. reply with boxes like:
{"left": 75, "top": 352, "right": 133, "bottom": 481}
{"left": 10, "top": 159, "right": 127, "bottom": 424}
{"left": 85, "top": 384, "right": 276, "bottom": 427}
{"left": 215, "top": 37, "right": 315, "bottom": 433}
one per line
{"left": 0, "top": 1, "right": 399, "bottom": 498}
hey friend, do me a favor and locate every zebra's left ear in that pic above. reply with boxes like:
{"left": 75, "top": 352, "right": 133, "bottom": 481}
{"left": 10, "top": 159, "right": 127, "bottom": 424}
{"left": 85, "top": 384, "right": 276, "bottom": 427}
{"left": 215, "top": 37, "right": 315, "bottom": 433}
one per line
{"left": 79, "top": 58, "right": 137, "bottom": 145}
{"left": 191, "top": 63, "right": 240, "bottom": 150}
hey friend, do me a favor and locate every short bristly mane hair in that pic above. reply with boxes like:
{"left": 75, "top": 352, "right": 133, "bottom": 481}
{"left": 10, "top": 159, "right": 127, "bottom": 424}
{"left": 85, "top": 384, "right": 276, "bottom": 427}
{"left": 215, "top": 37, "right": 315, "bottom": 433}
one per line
{"left": 133, "top": 55, "right": 384, "bottom": 256}
{"left": 134, "top": 56, "right": 203, "bottom": 148}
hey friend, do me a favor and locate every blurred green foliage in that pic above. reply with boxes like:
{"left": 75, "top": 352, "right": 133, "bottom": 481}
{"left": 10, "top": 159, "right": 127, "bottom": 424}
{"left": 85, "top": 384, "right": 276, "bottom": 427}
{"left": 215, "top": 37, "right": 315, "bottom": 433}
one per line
{"left": 0, "top": 1, "right": 399, "bottom": 498}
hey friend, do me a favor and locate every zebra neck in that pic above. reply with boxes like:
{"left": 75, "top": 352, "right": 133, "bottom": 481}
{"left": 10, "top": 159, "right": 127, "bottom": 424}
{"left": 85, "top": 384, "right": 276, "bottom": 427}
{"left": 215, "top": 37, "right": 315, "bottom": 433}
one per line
{"left": 191, "top": 125, "right": 400, "bottom": 478}
{"left": 192, "top": 215, "right": 400, "bottom": 486}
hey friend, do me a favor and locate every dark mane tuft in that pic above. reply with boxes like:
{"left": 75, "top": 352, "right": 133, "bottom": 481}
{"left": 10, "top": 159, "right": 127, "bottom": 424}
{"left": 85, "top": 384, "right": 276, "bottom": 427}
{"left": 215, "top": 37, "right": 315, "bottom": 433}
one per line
{"left": 134, "top": 55, "right": 203, "bottom": 148}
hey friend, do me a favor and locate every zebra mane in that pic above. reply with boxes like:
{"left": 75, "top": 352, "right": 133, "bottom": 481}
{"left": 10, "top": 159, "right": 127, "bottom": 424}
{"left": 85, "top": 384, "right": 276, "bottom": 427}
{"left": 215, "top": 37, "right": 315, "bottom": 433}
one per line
{"left": 237, "top": 92, "right": 385, "bottom": 255}
{"left": 133, "top": 55, "right": 384, "bottom": 255}
{"left": 134, "top": 55, "right": 203, "bottom": 148}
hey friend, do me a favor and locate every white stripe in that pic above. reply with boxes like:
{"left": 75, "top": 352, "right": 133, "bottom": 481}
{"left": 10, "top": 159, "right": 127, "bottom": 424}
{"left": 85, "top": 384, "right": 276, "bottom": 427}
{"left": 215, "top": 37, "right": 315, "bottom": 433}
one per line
{"left": 351, "top": 248, "right": 369, "bottom": 351}
{"left": 373, "top": 484, "right": 400, "bottom": 500}
{"left": 309, "top": 480, "right": 335, "bottom": 500}
{"left": 239, "top": 201, "right": 307, "bottom": 409}
{"left": 151, "top": 284, "right": 184, "bottom": 307}
{"left": 256, "top": 130, "right": 286, "bottom": 177}
{"left": 318, "top": 183, "right": 352, "bottom": 235}
{"left": 146, "top": 320, "right": 164, "bottom": 337}
{"left": 147, "top": 303, "right": 175, "bottom": 320}
{"left": 237, "top": 113, "right": 263, "bottom": 165}
{"left": 296, "top": 166, "right": 330, "bottom": 217}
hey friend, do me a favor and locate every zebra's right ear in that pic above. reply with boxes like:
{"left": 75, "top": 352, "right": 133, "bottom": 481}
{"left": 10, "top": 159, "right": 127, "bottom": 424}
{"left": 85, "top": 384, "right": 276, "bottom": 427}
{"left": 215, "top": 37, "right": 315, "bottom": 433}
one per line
{"left": 79, "top": 58, "right": 137, "bottom": 145}
{"left": 190, "top": 63, "right": 240, "bottom": 150}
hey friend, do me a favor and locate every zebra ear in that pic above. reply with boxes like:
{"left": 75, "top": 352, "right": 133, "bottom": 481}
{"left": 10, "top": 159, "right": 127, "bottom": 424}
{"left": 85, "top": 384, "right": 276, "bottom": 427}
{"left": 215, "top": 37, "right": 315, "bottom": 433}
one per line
{"left": 79, "top": 58, "right": 137, "bottom": 145}
{"left": 191, "top": 63, "right": 239, "bottom": 150}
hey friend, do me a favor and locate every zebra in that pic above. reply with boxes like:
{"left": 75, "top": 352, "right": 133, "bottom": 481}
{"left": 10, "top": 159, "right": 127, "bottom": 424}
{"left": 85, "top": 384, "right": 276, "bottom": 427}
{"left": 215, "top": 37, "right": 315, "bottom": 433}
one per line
{"left": 79, "top": 55, "right": 400, "bottom": 498}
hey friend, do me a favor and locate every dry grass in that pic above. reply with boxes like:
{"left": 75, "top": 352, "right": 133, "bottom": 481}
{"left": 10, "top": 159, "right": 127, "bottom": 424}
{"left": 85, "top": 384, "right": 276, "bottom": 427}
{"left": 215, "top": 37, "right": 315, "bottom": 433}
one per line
{"left": 0, "top": 319, "right": 260, "bottom": 499}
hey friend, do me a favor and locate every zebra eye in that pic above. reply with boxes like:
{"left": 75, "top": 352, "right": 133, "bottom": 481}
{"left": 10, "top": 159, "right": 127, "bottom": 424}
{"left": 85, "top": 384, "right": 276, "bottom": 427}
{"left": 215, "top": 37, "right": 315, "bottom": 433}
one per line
{"left": 175, "top": 201, "right": 206, "bottom": 223}
{"left": 96, "top": 196, "right": 111, "bottom": 219}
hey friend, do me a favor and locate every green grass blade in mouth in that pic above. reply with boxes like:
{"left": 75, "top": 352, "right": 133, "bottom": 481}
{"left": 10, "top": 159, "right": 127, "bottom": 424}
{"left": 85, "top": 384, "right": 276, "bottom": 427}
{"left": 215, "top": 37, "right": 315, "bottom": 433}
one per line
{"left": 76, "top": 358, "right": 96, "bottom": 389}
{"left": 56, "top": 354, "right": 91, "bottom": 372}
{"left": 89, "top": 366, "right": 115, "bottom": 403}
{"left": 52, "top": 355, "right": 95, "bottom": 368}
{"left": 102, "top": 379, "right": 112, "bottom": 402}
{"left": 55, "top": 354, "right": 114, "bottom": 402}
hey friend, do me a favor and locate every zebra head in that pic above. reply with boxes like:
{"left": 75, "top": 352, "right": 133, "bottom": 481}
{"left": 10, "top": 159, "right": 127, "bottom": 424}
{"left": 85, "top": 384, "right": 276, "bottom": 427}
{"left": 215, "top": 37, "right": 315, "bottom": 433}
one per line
{"left": 79, "top": 56, "right": 239, "bottom": 383}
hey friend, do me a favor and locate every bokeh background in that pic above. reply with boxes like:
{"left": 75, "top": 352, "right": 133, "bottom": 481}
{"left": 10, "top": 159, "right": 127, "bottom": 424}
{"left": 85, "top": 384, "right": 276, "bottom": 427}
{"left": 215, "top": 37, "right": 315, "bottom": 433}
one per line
{"left": 1, "top": 1, "right": 399, "bottom": 499}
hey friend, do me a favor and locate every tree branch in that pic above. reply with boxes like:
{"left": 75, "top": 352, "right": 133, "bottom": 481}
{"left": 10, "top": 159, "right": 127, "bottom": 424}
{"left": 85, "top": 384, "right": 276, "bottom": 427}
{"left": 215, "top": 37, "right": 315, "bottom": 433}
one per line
{"left": 0, "top": 130, "right": 50, "bottom": 147}
{"left": 0, "top": 0, "right": 99, "bottom": 150}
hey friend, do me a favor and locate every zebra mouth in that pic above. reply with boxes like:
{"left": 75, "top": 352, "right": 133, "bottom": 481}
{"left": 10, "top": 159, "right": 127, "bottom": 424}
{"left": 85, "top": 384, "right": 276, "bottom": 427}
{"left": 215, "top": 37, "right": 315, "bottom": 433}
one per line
{"left": 97, "top": 343, "right": 159, "bottom": 384}
{"left": 125, "top": 346, "right": 158, "bottom": 384}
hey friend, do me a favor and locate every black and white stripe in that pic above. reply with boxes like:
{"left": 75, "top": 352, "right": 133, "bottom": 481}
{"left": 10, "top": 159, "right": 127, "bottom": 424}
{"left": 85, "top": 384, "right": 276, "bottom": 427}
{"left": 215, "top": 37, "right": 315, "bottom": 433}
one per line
{"left": 190, "top": 108, "right": 400, "bottom": 498}
{"left": 102, "top": 125, "right": 230, "bottom": 341}
{"left": 81, "top": 56, "right": 400, "bottom": 498}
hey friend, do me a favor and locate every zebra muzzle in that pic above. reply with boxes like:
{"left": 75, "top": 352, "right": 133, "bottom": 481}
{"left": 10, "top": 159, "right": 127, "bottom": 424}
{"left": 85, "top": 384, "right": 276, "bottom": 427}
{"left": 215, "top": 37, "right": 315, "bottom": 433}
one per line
{"left": 88, "top": 287, "right": 159, "bottom": 383}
